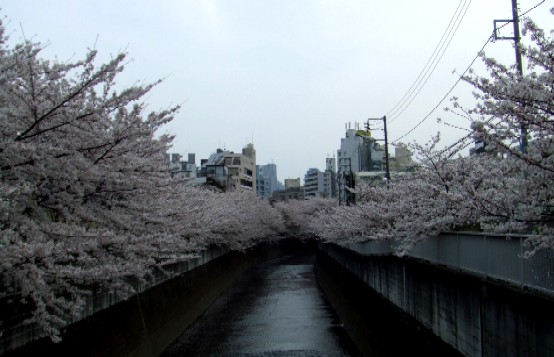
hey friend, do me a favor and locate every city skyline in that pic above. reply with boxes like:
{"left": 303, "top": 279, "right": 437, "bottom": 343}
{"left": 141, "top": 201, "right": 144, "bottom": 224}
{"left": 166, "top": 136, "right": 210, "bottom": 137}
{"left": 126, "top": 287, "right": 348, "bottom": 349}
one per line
{"left": 2, "top": 0, "right": 551, "bottom": 180}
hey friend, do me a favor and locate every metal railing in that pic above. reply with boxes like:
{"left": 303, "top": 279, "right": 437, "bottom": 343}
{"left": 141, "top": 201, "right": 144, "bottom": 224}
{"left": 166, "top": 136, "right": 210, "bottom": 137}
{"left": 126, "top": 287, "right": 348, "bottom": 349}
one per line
{"left": 339, "top": 232, "right": 554, "bottom": 295}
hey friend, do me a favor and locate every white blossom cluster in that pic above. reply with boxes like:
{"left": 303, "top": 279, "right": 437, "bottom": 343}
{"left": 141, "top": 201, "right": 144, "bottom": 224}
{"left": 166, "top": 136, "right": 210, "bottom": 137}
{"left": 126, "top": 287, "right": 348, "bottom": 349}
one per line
{"left": 0, "top": 20, "right": 284, "bottom": 341}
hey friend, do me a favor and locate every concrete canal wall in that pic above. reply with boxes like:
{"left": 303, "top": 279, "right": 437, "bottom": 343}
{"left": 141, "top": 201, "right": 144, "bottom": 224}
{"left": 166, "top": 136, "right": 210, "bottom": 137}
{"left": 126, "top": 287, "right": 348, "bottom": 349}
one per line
{"left": 4, "top": 235, "right": 552, "bottom": 357}
{"left": 316, "top": 242, "right": 554, "bottom": 357}
{"left": 3, "top": 239, "right": 314, "bottom": 357}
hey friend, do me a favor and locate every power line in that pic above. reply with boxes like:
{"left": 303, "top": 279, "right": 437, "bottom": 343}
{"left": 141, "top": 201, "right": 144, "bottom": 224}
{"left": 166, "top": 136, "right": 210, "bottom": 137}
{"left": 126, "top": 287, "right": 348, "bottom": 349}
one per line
{"left": 433, "top": 112, "right": 504, "bottom": 161}
{"left": 392, "top": 34, "right": 492, "bottom": 143}
{"left": 431, "top": 1, "right": 546, "bottom": 161}
{"left": 390, "top": 0, "right": 548, "bottom": 144}
{"left": 521, "top": 0, "right": 546, "bottom": 16}
{"left": 389, "top": 0, "right": 472, "bottom": 123}
{"left": 441, "top": 133, "right": 473, "bottom": 159}
{"left": 387, "top": 0, "right": 472, "bottom": 120}
{"left": 386, "top": 0, "right": 465, "bottom": 116}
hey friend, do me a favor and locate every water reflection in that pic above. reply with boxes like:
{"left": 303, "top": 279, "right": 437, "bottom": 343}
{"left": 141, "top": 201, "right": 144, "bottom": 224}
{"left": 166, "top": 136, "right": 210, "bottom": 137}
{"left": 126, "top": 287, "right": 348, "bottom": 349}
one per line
{"left": 162, "top": 252, "right": 360, "bottom": 356}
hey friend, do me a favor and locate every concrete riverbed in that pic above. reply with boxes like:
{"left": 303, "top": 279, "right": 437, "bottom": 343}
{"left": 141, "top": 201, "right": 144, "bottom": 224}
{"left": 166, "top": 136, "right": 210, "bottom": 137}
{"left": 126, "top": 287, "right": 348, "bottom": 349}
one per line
{"left": 162, "top": 252, "right": 360, "bottom": 356}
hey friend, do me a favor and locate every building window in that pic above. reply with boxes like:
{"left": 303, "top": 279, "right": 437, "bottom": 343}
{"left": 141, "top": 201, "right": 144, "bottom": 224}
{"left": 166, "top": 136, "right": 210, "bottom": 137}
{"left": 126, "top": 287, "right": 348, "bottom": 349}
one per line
{"left": 240, "top": 179, "right": 253, "bottom": 187}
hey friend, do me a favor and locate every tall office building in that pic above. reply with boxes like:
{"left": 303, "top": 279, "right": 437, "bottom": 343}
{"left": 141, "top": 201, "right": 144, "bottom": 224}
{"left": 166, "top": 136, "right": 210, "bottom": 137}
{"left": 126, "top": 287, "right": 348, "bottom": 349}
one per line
{"left": 304, "top": 168, "right": 334, "bottom": 198}
{"left": 325, "top": 157, "right": 337, "bottom": 198}
{"left": 337, "top": 124, "right": 384, "bottom": 204}
{"left": 256, "top": 163, "right": 278, "bottom": 199}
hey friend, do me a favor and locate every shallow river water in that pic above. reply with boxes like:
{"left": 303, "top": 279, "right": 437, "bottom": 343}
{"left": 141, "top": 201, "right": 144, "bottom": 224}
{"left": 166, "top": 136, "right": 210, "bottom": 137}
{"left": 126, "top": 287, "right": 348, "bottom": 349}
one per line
{"left": 162, "top": 252, "right": 361, "bottom": 356}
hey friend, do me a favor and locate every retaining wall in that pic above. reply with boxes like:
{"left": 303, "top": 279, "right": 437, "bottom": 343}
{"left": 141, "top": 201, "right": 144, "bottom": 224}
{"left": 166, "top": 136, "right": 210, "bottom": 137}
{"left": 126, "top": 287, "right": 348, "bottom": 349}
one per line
{"left": 3, "top": 239, "right": 314, "bottom": 357}
{"left": 317, "top": 243, "right": 554, "bottom": 356}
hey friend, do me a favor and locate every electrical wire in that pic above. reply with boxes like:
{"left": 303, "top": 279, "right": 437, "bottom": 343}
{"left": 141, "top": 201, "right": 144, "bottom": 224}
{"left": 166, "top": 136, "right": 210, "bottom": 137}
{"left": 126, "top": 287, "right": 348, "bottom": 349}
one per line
{"left": 391, "top": 34, "right": 492, "bottom": 143}
{"left": 387, "top": 0, "right": 469, "bottom": 119}
{"left": 387, "top": 0, "right": 472, "bottom": 121}
{"left": 389, "top": 0, "right": 472, "bottom": 123}
{"left": 386, "top": 0, "right": 466, "bottom": 117}
{"left": 390, "top": 0, "right": 548, "bottom": 145}
{"left": 433, "top": 112, "right": 502, "bottom": 161}
{"left": 521, "top": 0, "right": 546, "bottom": 16}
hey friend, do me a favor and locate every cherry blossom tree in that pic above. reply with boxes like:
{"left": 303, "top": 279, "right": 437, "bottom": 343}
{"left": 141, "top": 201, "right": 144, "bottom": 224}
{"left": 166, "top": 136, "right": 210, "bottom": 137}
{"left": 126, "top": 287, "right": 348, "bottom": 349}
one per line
{"left": 189, "top": 188, "right": 286, "bottom": 249}
{"left": 454, "top": 7, "right": 554, "bottom": 255}
{"left": 291, "top": 134, "right": 552, "bottom": 256}
{"left": 0, "top": 25, "right": 190, "bottom": 338}
{"left": 274, "top": 196, "right": 336, "bottom": 240}
{"left": 0, "top": 18, "right": 284, "bottom": 341}
{"left": 280, "top": 9, "right": 554, "bottom": 257}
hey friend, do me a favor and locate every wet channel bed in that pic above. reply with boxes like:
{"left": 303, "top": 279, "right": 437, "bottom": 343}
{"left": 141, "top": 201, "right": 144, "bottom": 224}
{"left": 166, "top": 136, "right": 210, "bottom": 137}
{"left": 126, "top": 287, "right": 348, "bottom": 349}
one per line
{"left": 161, "top": 252, "right": 361, "bottom": 357}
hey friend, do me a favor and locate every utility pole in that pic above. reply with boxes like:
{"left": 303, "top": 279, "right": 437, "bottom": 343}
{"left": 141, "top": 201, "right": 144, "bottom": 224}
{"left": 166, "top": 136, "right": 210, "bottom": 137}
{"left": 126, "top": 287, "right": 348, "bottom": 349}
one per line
{"left": 383, "top": 116, "right": 391, "bottom": 182}
{"left": 494, "top": 0, "right": 526, "bottom": 152}
{"left": 366, "top": 116, "right": 391, "bottom": 182}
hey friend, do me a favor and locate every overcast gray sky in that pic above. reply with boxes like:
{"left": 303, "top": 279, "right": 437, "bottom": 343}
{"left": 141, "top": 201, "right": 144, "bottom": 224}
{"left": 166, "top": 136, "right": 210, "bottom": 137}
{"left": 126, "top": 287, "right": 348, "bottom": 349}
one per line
{"left": 2, "top": 1, "right": 551, "bottom": 181}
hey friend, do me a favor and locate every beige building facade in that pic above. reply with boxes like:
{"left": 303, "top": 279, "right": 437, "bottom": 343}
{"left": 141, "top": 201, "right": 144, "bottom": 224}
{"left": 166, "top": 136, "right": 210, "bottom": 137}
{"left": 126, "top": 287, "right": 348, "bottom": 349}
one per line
{"left": 204, "top": 143, "right": 256, "bottom": 193}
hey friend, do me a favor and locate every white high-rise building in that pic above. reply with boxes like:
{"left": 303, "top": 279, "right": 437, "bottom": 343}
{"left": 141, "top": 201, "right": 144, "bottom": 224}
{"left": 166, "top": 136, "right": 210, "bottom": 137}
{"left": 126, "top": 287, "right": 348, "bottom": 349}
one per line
{"left": 337, "top": 125, "right": 384, "bottom": 204}
{"left": 304, "top": 168, "right": 333, "bottom": 198}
